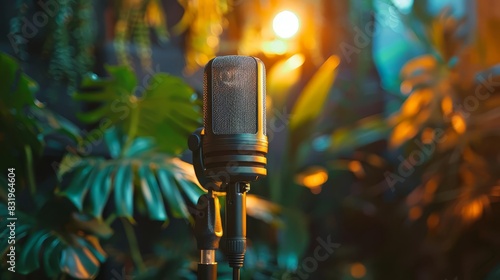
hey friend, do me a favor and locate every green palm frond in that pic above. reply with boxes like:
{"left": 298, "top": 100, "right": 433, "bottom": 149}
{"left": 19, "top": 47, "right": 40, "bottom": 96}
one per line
{"left": 58, "top": 136, "right": 204, "bottom": 222}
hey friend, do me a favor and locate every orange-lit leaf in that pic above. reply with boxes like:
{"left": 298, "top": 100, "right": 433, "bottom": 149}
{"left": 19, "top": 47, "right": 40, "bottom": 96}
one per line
{"left": 451, "top": 114, "right": 466, "bottom": 134}
{"left": 246, "top": 194, "right": 282, "bottom": 226}
{"left": 400, "top": 54, "right": 438, "bottom": 79}
{"left": 268, "top": 54, "right": 304, "bottom": 106}
{"left": 441, "top": 96, "right": 453, "bottom": 116}
{"left": 390, "top": 120, "right": 418, "bottom": 148}
{"left": 289, "top": 55, "right": 340, "bottom": 132}
{"left": 400, "top": 88, "right": 433, "bottom": 118}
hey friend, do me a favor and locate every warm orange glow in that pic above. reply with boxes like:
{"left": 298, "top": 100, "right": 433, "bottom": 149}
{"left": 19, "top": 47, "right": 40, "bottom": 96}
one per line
{"left": 401, "top": 92, "right": 424, "bottom": 116}
{"left": 441, "top": 96, "right": 453, "bottom": 116}
{"left": 491, "top": 186, "right": 500, "bottom": 197}
{"left": 302, "top": 172, "right": 328, "bottom": 188}
{"left": 461, "top": 198, "right": 485, "bottom": 222}
{"left": 451, "top": 114, "right": 466, "bottom": 134}
{"left": 206, "top": 36, "right": 219, "bottom": 48}
{"left": 365, "top": 153, "right": 385, "bottom": 168}
{"left": 273, "top": 10, "right": 300, "bottom": 39}
{"left": 409, "top": 206, "right": 422, "bottom": 221}
{"left": 427, "top": 213, "right": 440, "bottom": 229}
{"left": 267, "top": 54, "right": 305, "bottom": 104}
{"left": 348, "top": 160, "right": 365, "bottom": 178}
{"left": 286, "top": 54, "right": 306, "bottom": 70}
{"left": 421, "top": 128, "right": 435, "bottom": 144}
{"left": 145, "top": 0, "right": 163, "bottom": 27}
{"left": 423, "top": 177, "right": 439, "bottom": 203}
{"left": 195, "top": 53, "right": 210, "bottom": 67}
{"left": 296, "top": 166, "right": 328, "bottom": 189}
{"left": 390, "top": 120, "right": 417, "bottom": 148}
{"left": 350, "top": 262, "right": 366, "bottom": 278}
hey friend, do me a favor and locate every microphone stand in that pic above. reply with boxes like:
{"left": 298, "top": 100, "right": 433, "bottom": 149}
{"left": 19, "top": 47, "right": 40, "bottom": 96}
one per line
{"left": 190, "top": 129, "right": 221, "bottom": 280}
{"left": 225, "top": 182, "right": 249, "bottom": 280}
{"left": 189, "top": 129, "right": 249, "bottom": 280}
{"left": 193, "top": 190, "right": 222, "bottom": 280}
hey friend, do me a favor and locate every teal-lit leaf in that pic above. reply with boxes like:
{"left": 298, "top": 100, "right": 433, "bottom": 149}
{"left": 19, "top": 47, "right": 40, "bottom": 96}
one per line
{"left": 60, "top": 163, "right": 94, "bottom": 211}
{"left": 18, "top": 230, "right": 51, "bottom": 273}
{"left": 60, "top": 239, "right": 101, "bottom": 279}
{"left": 74, "top": 235, "right": 107, "bottom": 263}
{"left": 175, "top": 177, "right": 204, "bottom": 205}
{"left": 169, "top": 159, "right": 205, "bottom": 205}
{"left": 0, "top": 203, "right": 106, "bottom": 277}
{"left": 114, "top": 164, "right": 134, "bottom": 218}
{"left": 88, "top": 165, "right": 115, "bottom": 218}
{"left": 157, "top": 169, "right": 190, "bottom": 219}
{"left": 43, "top": 237, "right": 62, "bottom": 277}
{"left": 55, "top": 233, "right": 105, "bottom": 279}
{"left": 29, "top": 105, "right": 81, "bottom": 142}
{"left": 138, "top": 165, "right": 167, "bottom": 221}
{"left": 124, "top": 137, "right": 156, "bottom": 157}
{"left": 104, "top": 126, "right": 123, "bottom": 159}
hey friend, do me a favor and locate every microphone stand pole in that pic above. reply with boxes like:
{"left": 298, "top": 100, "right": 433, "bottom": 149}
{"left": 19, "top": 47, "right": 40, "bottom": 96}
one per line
{"left": 190, "top": 129, "right": 222, "bottom": 280}
{"left": 225, "top": 182, "right": 249, "bottom": 280}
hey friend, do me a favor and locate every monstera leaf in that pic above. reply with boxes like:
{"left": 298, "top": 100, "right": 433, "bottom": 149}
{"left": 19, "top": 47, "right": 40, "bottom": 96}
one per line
{"left": 73, "top": 65, "right": 201, "bottom": 155}
{"left": 57, "top": 135, "right": 204, "bottom": 222}
{"left": 0, "top": 203, "right": 108, "bottom": 279}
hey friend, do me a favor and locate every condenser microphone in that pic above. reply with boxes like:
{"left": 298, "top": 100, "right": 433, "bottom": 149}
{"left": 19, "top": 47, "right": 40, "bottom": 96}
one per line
{"left": 202, "top": 55, "right": 268, "bottom": 183}
{"left": 198, "top": 55, "right": 267, "bottom": 278}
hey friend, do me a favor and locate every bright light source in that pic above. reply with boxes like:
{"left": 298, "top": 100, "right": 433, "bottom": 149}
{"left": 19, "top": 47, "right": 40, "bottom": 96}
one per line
{"left": 272, "top": 10, "right": 300, "bottom": 39}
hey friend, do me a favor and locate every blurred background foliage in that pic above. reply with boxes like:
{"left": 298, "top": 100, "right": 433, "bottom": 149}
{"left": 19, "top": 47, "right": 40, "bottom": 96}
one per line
{"left": 1, "top": 0, "right": 500, "bottom": 279}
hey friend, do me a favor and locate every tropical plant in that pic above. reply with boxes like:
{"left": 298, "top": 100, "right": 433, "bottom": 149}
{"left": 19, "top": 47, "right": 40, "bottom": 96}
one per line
{"left": 385, "top": 7, "right": 500, "bottom": 278}
{"left": 0, "top": 52, "right": 203, "bottom": 279}
{"left": 0, "top": 51, "right": 284, "bottom": 279}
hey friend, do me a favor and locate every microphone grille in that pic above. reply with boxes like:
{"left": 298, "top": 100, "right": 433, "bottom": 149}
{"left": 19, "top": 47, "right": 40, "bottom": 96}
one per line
{"left": 206, "top": 56, "right": 258, "bottom": 135}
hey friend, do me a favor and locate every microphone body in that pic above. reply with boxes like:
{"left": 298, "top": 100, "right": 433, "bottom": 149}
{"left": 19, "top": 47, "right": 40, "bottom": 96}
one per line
{"left": 203, "top": 56, "right": 267, "bottom": 183}
{"left": 201, "top": 55, "right": 268, "bottom": 273}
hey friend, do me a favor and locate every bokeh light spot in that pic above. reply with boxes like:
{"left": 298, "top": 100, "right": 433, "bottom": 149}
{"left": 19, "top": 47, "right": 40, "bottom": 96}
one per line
{"left": 273, "top": 11, "right": 300, "bottom": 39}
{"left": 350, "top": 262, "right": 366, "bottom": 278}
